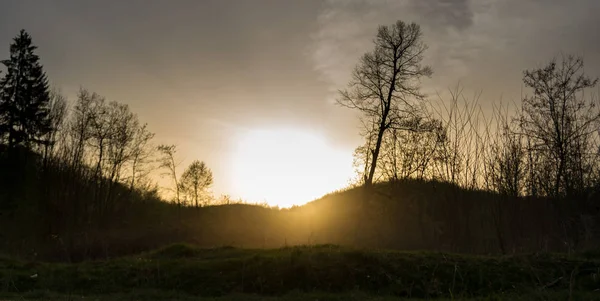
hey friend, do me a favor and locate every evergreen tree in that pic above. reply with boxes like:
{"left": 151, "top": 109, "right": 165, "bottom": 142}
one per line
{"left": 0, "top": 30, "right": 51, "bottom": 149}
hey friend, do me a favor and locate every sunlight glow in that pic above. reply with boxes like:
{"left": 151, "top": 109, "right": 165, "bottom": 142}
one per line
{"left": 230, "top": 128, "right": 354, "bottom": 207}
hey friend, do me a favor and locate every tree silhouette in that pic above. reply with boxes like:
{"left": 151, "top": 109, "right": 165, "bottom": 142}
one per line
{"left": 158, "top": 144, "right": 181, "bottom": 206}
{"left": 0, "top": 30, "right": 51, "bottom": 149}
{"left": 338, "top": 21, "right": 432, "bottom": 186}
{"left": 519, "top": 55, "right": 599, "bottom": 199}
{"left": 42, "top": 89, "right": 68, "bottom": 168}
{"left": 179, "top": 160, "right": 213, "bottom": 208}
{"left": 129, "top": 124, "right": 155, "bottom": 192}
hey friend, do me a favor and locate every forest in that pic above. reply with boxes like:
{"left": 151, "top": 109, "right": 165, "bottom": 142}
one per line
{"left": 1, "top": 20, "right": 599, "bottom": 265}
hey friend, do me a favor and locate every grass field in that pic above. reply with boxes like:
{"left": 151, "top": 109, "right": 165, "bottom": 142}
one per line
{"left": 2, "top": 290, "right": 600, "bottom": 300}
{"left": 2, "top": 244, "right": 600, "bottom": 300}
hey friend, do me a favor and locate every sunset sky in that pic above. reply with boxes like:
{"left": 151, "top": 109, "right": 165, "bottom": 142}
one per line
{"left": 1, "top": 0, "right": 599, "bottom": 206}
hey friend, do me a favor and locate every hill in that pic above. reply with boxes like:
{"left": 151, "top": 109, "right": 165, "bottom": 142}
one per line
{"left": 2, "top": 148, "right": 600, "bottom": 261}
{"left": 2, "top": 153, "right": 600, "bottom": 261}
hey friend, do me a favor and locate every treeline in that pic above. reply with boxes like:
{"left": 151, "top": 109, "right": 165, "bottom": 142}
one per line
{"left": 343, "top": 21, "right": 600, "bottom": 200}
{"left": 0, "top": 30, "right": 218, "bottom": 259}
{"left": 351, "top": 58, "right": 600, "bottom": 201}
{"left": 340, "top": 21, "right": 600, "bottom": 253}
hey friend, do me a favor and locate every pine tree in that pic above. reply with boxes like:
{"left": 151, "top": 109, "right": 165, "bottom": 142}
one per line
{"left": 0, "top": 30, "right": 51, "bottom": 149}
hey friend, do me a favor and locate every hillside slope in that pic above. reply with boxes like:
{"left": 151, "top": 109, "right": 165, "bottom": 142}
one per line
{"left": 1, "top": 148, "right": 599, "bottom": 261}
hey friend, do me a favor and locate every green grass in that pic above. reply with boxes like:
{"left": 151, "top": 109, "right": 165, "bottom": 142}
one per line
{"left": 1, "top": 244, "right": 600, "bottom": 300}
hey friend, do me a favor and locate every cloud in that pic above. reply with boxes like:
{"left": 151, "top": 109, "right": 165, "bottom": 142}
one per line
{"left": 409, "top": 0, "right": 474, "bottom": 31}
{"left": 310, "top": 0, "right": 478, "bottom": 93}
{"left": 311, "top": 0, "right": 600, "bottom": 101}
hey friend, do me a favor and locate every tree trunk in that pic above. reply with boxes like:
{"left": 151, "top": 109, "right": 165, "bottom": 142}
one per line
{"left": 366, "top": 113, "right": 389, "bottom": 186}
{"left": 194, "top": 186, "right": 198, "bottom": 208}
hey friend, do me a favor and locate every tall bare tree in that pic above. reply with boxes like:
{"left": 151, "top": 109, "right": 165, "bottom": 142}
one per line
{"left": 158, "top": 144, "right": 181, "bottom": 206}
{"left": 352, "top": 116, "right": 379, "bottom": 184}
{"left": 128, "top": 124, "right": 154, "bottom": 192}
{"left": 519, "top": 55, "right": 599, "bottom": 199}
{"left": 69, "top": 89, "right": 99, "bottom": 170}
{"left": 103, "top": 101, "right": 138, "bottom": 211}
{"left": 42, "top": 89, "right": 68, "bottom": 167}
{"left": 338, "top": 20, "right": 432, "bottom": 186}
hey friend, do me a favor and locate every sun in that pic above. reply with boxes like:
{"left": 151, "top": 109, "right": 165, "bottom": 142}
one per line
{"left": 230, "top": 128, "right": 354, "bottom": 207}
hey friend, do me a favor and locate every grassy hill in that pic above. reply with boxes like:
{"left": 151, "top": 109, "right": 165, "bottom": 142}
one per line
{"left": 2, "top": 175, "right": 599, "bottom": 261}
{"left": 2, "top": 148, "right": 599, "bottom": 262}
{"left": 2, "top": 244, "right": 600, "bottom": 300}
{"left": 2, "top": 150, "right": 600, "bottom": 299}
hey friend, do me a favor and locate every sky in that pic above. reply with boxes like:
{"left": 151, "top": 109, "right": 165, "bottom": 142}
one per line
{"left": 1, "top": 0, "right": 599, "bottom": 206}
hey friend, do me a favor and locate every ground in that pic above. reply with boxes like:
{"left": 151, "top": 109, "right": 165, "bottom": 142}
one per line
{"left": 1, "top": 245, "right": 600, "bottom": 300}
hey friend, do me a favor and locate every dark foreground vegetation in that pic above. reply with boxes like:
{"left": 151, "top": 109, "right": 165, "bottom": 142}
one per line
{"left": 2, "top": 244, "right": 600, "bottom": 300}
{"left": 3, "top": 150, "right": 600, "bottom": 261}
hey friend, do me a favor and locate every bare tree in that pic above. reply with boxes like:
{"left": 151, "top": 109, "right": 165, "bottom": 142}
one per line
{"left": 519, "top": 55, "right": 599, "bottom": 199}
{"left": 485, "top": 103, "right": 525, "bottom": 197}
{"left": 378, "top": 115, "right": 445, "bottom": 181}
{"left": 352, "top": 116, "right": 379, "bottom": 185}
{"left": 179, "top": 160, "right": 213, "bottom": 208}
{"left": 88, "top": 95, "right": 111, "bottom": 183}
{"left": 68, "top": 89, "right": 100, "bottom": 171}
{"left": 128, "top": 124, "right": 155, "bottom": 192}
{"left": 105, "top": 102, "right": 137, "bottom": 182}
{"left": 42, "top": 89, "right": 68, "bottom": 167}
{"left": 157, "top": 144, "right": 181, "bottom": 206}
{"left": 103, "top": 101, "right": 139, "bottom": 210}
{"left": 338, "top": 20, "right": 432, "bottom": 186}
